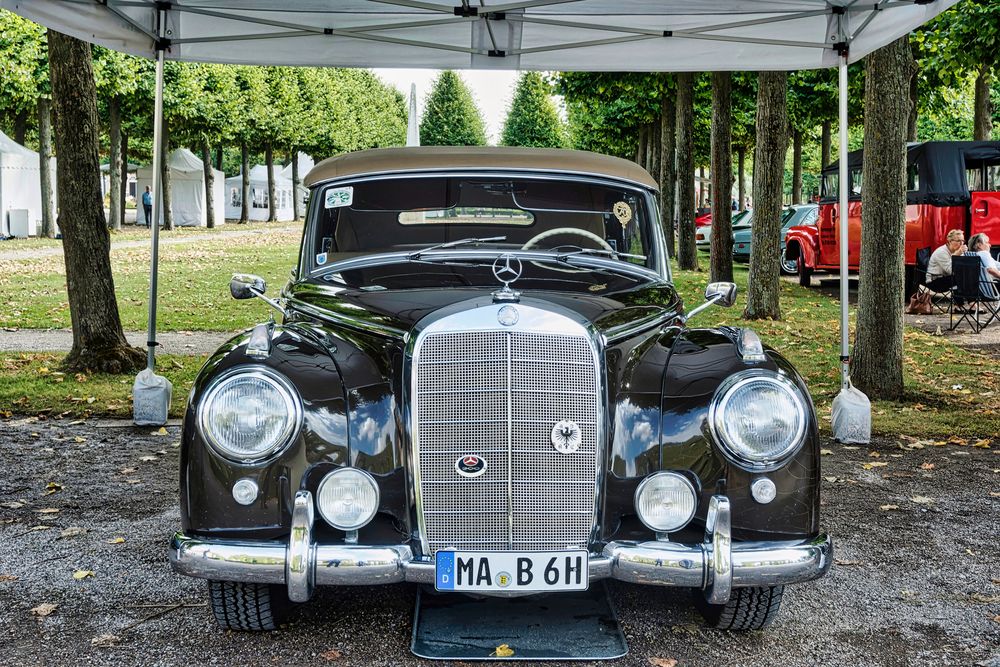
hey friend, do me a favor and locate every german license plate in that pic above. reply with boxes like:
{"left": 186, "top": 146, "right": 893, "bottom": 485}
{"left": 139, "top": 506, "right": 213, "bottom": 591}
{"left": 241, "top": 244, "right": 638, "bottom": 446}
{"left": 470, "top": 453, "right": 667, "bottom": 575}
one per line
{"left": 434, "top": 550, "right": 588, "bottom": 592}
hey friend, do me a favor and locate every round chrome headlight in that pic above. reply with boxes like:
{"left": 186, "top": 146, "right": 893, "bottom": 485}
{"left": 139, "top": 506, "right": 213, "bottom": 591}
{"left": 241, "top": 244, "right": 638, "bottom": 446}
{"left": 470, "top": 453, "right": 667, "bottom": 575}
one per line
{"left": 197, "top": 368, "right": 301, "bottom": 463}
{"left": 317, "top": 468, "right": 380, "bottom": 531}
{"left": 634, "top": 472, "right": 697, "bottom": 533}
{"left": 709, "top": 370, "right": 808, "bottom": 471}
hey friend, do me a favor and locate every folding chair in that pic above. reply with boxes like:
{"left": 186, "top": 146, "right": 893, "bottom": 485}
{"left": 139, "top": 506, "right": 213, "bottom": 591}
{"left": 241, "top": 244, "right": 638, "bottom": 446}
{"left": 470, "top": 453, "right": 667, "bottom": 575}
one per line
{"left": 950, "top": 255, "right": 1000, "bottom": 333}
{"left": 913, "top": 246, "right": 951, "bottom": 314}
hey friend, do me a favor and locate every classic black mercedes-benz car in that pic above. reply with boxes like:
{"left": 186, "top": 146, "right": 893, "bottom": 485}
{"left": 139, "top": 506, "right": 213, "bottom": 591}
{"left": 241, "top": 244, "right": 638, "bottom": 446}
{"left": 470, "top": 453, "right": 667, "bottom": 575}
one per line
{"left": 169, "top": 146, "right": 831, "bottom": 632}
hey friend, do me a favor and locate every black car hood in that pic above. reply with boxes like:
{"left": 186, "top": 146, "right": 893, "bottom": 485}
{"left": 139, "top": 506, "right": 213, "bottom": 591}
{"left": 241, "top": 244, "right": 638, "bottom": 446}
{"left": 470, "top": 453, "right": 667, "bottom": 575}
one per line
{"left": 285, "top": 279, "right": 682, "bottom": 337}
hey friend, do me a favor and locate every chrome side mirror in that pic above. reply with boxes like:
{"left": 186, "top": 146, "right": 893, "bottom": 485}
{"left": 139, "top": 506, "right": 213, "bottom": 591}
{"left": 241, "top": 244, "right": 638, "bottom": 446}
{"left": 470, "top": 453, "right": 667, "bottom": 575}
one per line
{"left": 230, "top": 274, "right": 266, "bottom": 300}
{"left": 705, "top": 282, "right": 737, "bottom": 308}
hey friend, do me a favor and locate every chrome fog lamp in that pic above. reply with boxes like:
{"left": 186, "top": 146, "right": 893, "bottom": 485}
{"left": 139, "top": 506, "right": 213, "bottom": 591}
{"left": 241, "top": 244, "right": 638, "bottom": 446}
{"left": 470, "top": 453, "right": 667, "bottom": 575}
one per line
{"left": 197, "top": 368, "right": 301, "bottom": 463}
{"left": 634, "top": 472, "right": 697, "bottom": 533}
{"left": 316, "top": 468, "right": 380, "bottom": 531}
{"left": 709, "top": 370, "right": 808, "bottom": 471}
{"left": 232, "top": 478, "right": 259, "bottom": 505}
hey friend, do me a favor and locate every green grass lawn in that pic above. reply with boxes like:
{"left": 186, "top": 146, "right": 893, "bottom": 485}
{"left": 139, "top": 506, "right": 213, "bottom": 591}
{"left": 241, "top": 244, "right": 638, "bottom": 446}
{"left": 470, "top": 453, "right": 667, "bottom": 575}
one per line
{"left": 0, "top": 220, "right": 289, "bottom": 251}
{"left": 0, "top": 225, "right": 301, "bottom": 331}
{"left": 1, "top": 233, "right": 997, "bottom": 438}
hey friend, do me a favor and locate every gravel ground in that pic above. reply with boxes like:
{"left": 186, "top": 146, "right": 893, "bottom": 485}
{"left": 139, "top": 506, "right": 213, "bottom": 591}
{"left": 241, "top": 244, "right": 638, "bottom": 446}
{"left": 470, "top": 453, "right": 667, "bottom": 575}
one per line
{"left": 0, "top": 418, "right": 997, "bottom": 667}
{"left": 0, "top": 330, "right": 231, "bottom": 356}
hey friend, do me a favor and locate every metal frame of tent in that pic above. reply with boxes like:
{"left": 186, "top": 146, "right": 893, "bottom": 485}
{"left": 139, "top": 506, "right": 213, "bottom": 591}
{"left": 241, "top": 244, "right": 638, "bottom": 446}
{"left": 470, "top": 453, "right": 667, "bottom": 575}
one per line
{"left": 0, "top": 0, "right": 960, "bottom": 424}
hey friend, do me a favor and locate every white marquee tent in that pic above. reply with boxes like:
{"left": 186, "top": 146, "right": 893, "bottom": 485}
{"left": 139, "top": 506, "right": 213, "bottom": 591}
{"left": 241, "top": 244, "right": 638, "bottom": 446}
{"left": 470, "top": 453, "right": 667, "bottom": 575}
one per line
{"left": 0, "top": 129, "right": 55, "bottom": 238}
{"left": 0, "top": 0, "right": 961, "bottom": 423}
{"left": 225, "top": 164, "right": 295, "bottom": 222}
{"left": 137, "top": 147, "right": 224, "bottom": 227}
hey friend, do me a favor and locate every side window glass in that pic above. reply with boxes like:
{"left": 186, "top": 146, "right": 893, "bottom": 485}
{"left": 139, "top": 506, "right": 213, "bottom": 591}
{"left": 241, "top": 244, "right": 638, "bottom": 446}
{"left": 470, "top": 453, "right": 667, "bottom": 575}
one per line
{"left": 850, "top": 169, "right": 863, "bottom": 196}
{"left": 967, "top": 168, "right": 984, "bottom": 192}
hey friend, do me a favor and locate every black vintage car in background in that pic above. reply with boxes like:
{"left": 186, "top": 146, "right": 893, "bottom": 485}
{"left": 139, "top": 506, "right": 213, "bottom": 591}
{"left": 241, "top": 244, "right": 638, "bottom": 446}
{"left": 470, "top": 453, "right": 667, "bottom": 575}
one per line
{"left": 169, "top": 147, "right": 832, "bottom": 633}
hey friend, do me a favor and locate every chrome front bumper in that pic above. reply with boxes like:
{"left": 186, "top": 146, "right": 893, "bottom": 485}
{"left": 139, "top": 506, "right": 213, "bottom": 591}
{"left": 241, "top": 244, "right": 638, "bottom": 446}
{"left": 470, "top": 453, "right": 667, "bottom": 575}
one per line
{"left": 169, "top": 492, "right": 832, "bottom": 604}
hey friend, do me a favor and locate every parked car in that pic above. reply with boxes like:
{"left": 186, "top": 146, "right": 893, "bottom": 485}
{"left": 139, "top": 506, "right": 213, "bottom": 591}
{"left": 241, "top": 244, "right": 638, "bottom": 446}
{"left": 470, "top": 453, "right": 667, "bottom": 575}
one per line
{"left": 169, "top": 146, "right": 831, "bottom": 635}
{"left": 733, "top": 205, "right": 817, "bottom": 273}
{"left": 697, "top": 210, "right": 752, "bottom": 252}
{"left": 695, "top": 207, "right": 712, "bottom": 227}
{"left": 785, "top": 141, "right": 1000, "bottom": 289}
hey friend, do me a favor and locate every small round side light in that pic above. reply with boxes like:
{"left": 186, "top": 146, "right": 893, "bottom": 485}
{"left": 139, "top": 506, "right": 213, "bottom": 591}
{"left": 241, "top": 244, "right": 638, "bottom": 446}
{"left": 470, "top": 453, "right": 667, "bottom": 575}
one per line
{"left": 751, "top": 478, "right": 777, "bottom": 505}
{"left": 232, "top": 478, "right": 259, "bottom": 506}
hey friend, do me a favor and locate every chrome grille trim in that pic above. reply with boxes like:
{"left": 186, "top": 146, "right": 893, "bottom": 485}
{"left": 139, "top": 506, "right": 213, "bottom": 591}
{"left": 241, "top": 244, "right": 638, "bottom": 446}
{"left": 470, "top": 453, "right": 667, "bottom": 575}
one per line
{"left": 408, "top": 302, "right": 603, "bottom": 556}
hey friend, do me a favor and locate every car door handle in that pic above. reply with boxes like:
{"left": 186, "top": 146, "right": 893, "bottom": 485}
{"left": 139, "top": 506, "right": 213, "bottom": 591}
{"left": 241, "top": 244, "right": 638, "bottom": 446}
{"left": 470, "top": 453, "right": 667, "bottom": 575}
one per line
{"left": 974, "top": 203, "right": 988, "bottom": 216}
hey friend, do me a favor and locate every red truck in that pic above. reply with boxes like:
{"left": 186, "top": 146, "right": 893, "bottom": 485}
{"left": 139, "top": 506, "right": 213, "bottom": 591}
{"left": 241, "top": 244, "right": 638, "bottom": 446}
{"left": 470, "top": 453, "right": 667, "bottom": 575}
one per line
{"left": 784, "top": 141, "right": 1000, "bottom": 292}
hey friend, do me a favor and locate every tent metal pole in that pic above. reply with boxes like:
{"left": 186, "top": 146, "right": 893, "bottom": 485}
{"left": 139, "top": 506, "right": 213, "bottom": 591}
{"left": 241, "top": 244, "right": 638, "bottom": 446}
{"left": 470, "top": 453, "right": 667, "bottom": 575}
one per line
{"left": 145, "top": 8, "right": 166, "bottom": 371}
{"left": 838, "top": 54, "right": 850, "bottom": 389}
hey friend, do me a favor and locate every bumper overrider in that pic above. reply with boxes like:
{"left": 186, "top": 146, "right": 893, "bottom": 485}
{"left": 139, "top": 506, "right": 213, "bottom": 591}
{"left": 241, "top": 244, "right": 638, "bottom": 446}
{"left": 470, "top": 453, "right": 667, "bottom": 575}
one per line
{"left": 169, "top": 491, "right": 832, "bottom": 604}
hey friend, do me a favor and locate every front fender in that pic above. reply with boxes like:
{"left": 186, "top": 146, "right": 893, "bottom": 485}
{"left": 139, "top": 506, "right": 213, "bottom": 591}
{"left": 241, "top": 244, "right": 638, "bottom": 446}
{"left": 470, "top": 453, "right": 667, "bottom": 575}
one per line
{"left": 785, "top": 225, "right": 819, "bottom": 269}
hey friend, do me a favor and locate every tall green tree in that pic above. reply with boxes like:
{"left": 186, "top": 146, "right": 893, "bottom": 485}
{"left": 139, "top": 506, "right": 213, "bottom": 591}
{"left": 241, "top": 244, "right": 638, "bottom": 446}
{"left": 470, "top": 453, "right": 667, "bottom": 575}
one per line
{"left": 93, "top": 47, "right": 142, "bottom": 230}
{"left": 420, "top": 70, "right": 486, "bottom": 146}
{"left": 500, "top": 72, "right": 565, "bottom": 148}
{"left": 47, "top": 29, "right": 143, "bottom": 373}
{"left": 675, "top": 72, "right": 698, "bottom": 271}
{"left": 709, "top": 72, "right": 734, "bottom": 283}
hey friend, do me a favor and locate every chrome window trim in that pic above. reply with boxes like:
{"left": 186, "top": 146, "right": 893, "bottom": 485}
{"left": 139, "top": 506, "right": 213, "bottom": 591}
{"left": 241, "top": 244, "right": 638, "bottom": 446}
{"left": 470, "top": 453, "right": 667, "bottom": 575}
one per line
{"left": 707, "top": 369, "right": 808, "bottom": 472}
{"left": 196, "top": 365, "right": 303, "bottom": 465}
{"left": 405, "top": 297, "right": 607, "bottom": 557}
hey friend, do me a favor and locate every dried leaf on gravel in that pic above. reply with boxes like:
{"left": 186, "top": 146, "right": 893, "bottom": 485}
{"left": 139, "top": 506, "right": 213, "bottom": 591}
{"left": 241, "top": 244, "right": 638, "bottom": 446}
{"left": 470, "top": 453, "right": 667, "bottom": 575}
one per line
{"left": 91, "top": 634, "right": 120, "bottom": 647}
{"left": 920, "top": 463, "right": 936, "bottom": 470}
{"left": 153, "top": 427, "right": 168, "bottom": 436}
{"left": 30, "top": 603, "right": 58, "bottom": 617}
{"left": 820, "top": 449, "right": 833, "bottom": 456}
{"left": 0, "top": 574, "right": 18, "bottom": 582}
{"left": 320, "top": 649, "right": 343, "bottom": 661}
{"left": 44, "top": 482, "right": 62, "bottom": 494}
{"left": 835, "top": 559, "right": 861, "bottom": 566}
{"left": 991, "top": 615, "right": 1000, "bottom": 625}
{"left": 30, "top": 525, "right": 51, "bottom": 531}
{"left": 0, "top": 501, "right": 25, "bottom": 509}
{"left": 34, "top": 508, "right": 60, "bottom": 514}
{"left": 72, "top": 570, "right": 95, "bottom": 580}
{"left": 107, "top": 537, "right": 125, "bottom": 545}
{"left": 491, "top": 645, "right": 515, "bottom": 658}
{"left": 119, "top": 468, "right": 136, "bottom": 474}
{"left": 648, "top": 659, "right": 679, "bottom": 667}
{"left": 973, "top": 439, "right": 992, "bottom": 449}
{"left": 880, "top": 504, "right": 900, "bottom": 511}
{"left": 139, "top": 455, "right": 158, "bottom": 462}
{"left": 59, "top": 527, "right": 86, "bottom": 538}
{"left": 911, "top": 495, "right": 935, "bottom": 505}
{"left": 125, "top": 479, "right": 141, "bottom": 485}
{"left": 73, "top": 436, "right": 86, "bottom": 443}
{"left": 824, "top": 476, "right": 838, "bottom": 483}
{"left": 969, "top": 593, "right": 1000, "bottom": 604}
{"left": 862, "top": 462, "right": 888, "bottom": 470}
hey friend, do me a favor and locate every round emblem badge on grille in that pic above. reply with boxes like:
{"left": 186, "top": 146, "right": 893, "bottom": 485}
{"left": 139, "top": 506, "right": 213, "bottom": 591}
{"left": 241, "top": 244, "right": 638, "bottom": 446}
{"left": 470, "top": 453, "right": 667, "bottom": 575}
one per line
{"left": 551, "top": 420, "right": 582, "bottom": 454}
{"left": 455, "top": 454, "right": 487, "bottom": 478}
{"left": 497, "top": 305, "right": 519, "bottom": 326}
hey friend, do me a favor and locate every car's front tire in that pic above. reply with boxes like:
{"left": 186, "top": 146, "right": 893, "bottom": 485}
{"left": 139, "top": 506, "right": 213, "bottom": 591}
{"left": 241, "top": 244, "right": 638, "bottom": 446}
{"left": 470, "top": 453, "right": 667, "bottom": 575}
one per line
{"left": 208, "top": 580, "right": 290, "bottom": 631}
{"left": 797, "top": 257, "right": 813, "bottom": 287}
{"left": 780, "top": 251, "right": 799, "bottom": 275}
{"left": 694, "top": 585, "right": 784, "bottom": 631}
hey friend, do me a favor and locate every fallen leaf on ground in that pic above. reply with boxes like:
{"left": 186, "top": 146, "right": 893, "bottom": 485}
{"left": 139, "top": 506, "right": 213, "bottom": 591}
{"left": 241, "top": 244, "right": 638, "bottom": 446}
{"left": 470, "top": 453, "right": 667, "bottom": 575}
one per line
{"left": 153, "top": 427, "right": 168, "bottom": 436}
{"left": 824, "top": 476, "right": 838, "bottom": 483}
{"left": 106, "top": 537, "right": 125, "bottom": 545}
{"left": 30, "top": 603, "right": 58, "bottom": 617}
{"left": 991, "top": 615, "right": 1000, "bottom": 625}
{"left": 969, "top": 593, "right": 1000, "bottom": 604}
{"left": 91, "top": 634, "right": 120, "bottom": 647}
{"left": 820, "top": 449, "right": 833, "bottom": 456}
{"left": 320, "top": 649, "right": 342, "bottom": 661}
{"left": 119, "top": 468, "right": 136, "bottom": 474}
{"left": 73, "top": 436, "right": 86, "bottom": 443}
{"left": 44, "top": 482, "right": 63, "bottom": 494}
{"left": 862, "top": 462, "right": 888, "bottom": 470}
{"left": 973, "top": 439, "right": 992, "bottom": 449}
{"left": 491, "top": 644, "right": 515, "bottom": 658}
{"left": 0, "top": 501, "right": 24, "bottom": 509}
{"left": 910, "top": 495, "right": 934, "bottom": 505}
{"left": 648, "top": 659, "right": 678, "bottom": 667}
{"left": 139, "top": 455, "right": 158, "bottom": 462}
{"left": 880, "top": 504, "right": 900, "bottom": 511}
{"left": 125, "top": 479, "right": 141, "bottom": 485}
{"left": 869, "top": 451, "right": 881, "bottom": 458}
{"left": 835, "top": 559, "right": 861, "bottom": 566}
{"left": 990, "top": 492, "right": 1000, "bottom": 498}
{"left": 72, "top": 570, "right": 95, "bottom": 580}
{"left": 0, "top": 574, "right": 18, "bottom": 582}
{"left": 920, "top": 463, "right": 936, "bottom": 470}
{"left": 34, "top": 508, "right": 60, "bottom": 514}
{"left": 60, "top": 527, "right": 86, "bottom": 538}
{"left": 30, "top": 525, "right": 51, "bottom": 531}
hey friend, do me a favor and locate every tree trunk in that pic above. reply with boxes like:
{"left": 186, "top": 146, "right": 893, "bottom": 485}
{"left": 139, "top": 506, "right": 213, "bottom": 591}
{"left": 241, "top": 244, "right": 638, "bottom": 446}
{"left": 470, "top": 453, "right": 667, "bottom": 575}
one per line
{"left": 736, "top": 145, "right": 746, "bottom": 211}
{"left": 645, "top": 124, "right": 655, "bottom": 173}
{"left": 973, "top": 66, "right": 993, "bottom": 141}
{"left": 821, "top": 120, "right": 832, "bottom": 169}
{"left": 215, "top": 145, "right": 223, "bottom": 171}
{"left": 290, "top": 148, "right": 301, "bottom": 221}
{"left": 791, "top": 128, "right": 803, "bottom": 204}
{"left": 907, "top": 59, "right": 918, "bottom": 142}
{"left": 649, "top": 121, "right": 661, "bottom": 186}
{"left": 202, "top": 138, "right": 215, "bottom": 229}
{"left": 266, "top": 143, "right": 277, "bottom": 222}
{"left": 239, "top": 141, "right": 250, "bottom": 224}
{"left": 13, "top": 109, "right": 28, "bottom": 145}
{"left": 46, "top": 29, "right": 143, "bottom": 374}
{"left": 676, "top": 72, "right": 698, "bottom": 271}
{"left": 659, "top": 91, "right": 677, "bottom": 258}
{"left": 853, "top": 37, "right": 911, "bottom": 400}
{"left": 159, "top": 119, "right": 172, "bottom": 230}
{"left": 710, "top": 72, "right": 734, "bottom": 284}
{"left": 743, "top": 71, "right": 788, "bottom": 321}
{"left": 38, "top": 97, "right": 56, "bottom": 239}
{"left": 636, "top": 126, "right": 647, "bottom": 166}
{"left": 108, "top": 95, "right": 122, "bottom": 231}
{"left": 120, "top": 131, "right": 128, "bottom": 228}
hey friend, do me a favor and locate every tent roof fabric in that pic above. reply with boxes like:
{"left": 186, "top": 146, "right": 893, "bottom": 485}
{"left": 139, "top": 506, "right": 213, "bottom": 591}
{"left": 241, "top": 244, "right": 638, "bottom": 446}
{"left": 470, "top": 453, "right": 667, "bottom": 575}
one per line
{"left": 2, "top": 1, "right": 959, "bottom": 71}
{"left": 0, "top": 129, "right": 39, "bottom": 160}
{"left": 304, "top": 146, "right": 659, "bottom": 189}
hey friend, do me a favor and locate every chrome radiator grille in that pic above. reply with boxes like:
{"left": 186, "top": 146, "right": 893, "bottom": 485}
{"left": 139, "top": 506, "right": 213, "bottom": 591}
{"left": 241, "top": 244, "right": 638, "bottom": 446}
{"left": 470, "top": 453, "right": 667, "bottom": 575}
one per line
{"left": 414, "top": 328, "right": 599, "bottom": 554}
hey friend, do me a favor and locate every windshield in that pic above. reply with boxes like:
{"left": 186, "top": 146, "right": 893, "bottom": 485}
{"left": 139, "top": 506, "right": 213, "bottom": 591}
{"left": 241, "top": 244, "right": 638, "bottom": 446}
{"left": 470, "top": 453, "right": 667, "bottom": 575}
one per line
{"left": 305, "top": 175, "right": 659, "bottom": 275}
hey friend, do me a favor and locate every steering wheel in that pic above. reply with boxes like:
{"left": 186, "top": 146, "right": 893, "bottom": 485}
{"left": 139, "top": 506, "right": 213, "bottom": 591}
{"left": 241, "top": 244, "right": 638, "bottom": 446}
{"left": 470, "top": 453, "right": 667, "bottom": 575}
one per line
{"left": 521, "top": 228, "right": 614, "bottom": 274}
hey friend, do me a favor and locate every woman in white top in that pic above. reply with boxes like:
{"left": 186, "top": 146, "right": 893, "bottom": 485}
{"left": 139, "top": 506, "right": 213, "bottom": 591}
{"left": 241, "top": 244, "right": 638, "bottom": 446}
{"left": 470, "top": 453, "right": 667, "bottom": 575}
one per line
{"left": 967, "top": 233, "right": 1000, "bottom": 281}
{"left": 925, "top": 228, "right": 967, "bottom": 292}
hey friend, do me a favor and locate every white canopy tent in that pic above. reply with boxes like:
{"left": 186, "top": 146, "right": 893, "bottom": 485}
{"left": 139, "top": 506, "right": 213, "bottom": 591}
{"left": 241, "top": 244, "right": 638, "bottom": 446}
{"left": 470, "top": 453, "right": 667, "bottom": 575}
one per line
{"left": 0, "top": 129, "right": 55, "bottom": 238}
{"left": 136, "top": 147, "right": 224, "bottom": 227}
{"left": 0, "top": 0, "right": 960, "bottom": 424}
{"left": 225, "top": 164, "right": 295, "bottom": 222}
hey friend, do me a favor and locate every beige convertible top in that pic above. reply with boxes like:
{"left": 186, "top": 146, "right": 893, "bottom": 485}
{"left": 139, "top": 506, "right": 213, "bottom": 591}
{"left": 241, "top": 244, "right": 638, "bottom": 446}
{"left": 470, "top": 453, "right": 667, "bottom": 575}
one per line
{"left": 304, "top": 146, "right": 658, "bottom": 190}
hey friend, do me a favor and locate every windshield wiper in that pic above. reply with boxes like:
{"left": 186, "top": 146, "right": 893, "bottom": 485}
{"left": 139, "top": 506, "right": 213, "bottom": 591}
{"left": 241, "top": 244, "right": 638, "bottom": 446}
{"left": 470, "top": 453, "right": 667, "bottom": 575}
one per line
{"left": 407, "top": 236, "right": 506, "bottom": 260}
{"left": 554, "top": 247, "right": 647, "bottom": 262}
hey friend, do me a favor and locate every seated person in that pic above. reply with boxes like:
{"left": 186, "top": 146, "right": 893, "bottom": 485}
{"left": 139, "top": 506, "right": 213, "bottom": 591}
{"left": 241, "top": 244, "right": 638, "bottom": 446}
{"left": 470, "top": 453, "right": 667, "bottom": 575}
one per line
{"left": 926, "top": 229, "right": 967, "bottom": 292}
{"left": 966, "top": 233, "right": 1000, "bottom": 281}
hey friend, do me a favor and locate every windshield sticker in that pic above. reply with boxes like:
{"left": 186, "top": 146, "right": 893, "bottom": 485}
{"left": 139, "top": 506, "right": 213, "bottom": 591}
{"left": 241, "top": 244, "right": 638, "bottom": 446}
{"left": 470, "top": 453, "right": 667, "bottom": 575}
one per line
{"left": 613, "top": 201, "right": 633, "bottom": 228}
{"left": 315, "top": 252, "right": 328, "bottom": 266}
{"left": 325, "top": 186, "right": 353, "bottom": 209}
